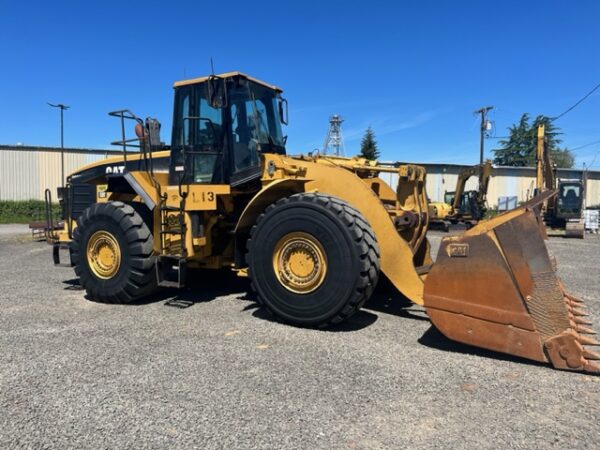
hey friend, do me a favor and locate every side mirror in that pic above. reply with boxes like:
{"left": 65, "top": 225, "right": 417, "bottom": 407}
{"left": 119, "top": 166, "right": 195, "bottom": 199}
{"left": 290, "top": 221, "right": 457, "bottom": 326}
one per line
{"left": 279, "top": 97, "right": 288, "bottom": 125}
{"left": 207, "top": 76, "right": 227, "bottom": 109}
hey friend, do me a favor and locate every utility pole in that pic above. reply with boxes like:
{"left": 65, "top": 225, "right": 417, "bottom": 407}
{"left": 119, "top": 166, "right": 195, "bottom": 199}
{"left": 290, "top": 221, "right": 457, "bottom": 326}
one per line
{"left": 475, "top": 106, "right": 493, "bottom": 164}
{"left": 582, "top": 162, "right": 588, "bottom": 210}
{"left": 47, "top": 102, "right": 70, "bottom": 187}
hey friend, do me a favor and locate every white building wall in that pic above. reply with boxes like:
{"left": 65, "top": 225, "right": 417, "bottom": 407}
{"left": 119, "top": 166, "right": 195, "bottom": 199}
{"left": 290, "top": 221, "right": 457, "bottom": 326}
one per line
{"left": 0, "top": 147, "right": 111, "bottom": 201}
{"left": 378, "top": 164, "right": 600, "bottom": 209}
{"left": 2, "top": 149, "right": 600, "bottom": 208}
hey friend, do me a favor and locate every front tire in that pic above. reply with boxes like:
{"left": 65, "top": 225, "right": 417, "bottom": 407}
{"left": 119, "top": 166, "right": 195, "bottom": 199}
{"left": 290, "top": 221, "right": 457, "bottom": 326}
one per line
{"left": 247, "top": 193, "right": 380, "bottom": 328}
{"left": 71, "top": 201, "right": 157, "bottom": 303}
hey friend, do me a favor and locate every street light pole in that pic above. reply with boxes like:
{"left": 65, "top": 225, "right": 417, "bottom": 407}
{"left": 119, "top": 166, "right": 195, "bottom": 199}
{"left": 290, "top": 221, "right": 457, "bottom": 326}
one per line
{"left": 47, "top": 102, "right": 70, "bottom": 187}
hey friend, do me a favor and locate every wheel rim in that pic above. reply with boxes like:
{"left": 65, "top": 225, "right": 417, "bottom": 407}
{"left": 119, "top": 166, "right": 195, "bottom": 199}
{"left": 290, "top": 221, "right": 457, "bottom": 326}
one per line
{"left": 87, "top": 230, "right": 121, "bottom": 279}
{"left": 273, "top": 232, "right": 327, "bottom": 294}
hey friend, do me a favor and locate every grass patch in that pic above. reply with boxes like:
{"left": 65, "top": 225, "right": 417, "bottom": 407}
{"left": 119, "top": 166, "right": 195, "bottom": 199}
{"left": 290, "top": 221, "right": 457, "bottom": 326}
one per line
{"left": 0, "top": 200, "right": 61, "bottom": 224}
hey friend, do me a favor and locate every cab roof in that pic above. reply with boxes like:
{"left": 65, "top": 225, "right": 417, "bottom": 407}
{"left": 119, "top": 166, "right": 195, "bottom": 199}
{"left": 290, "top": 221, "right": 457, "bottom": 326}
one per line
{"left": 173, "top": 71, "right": 282, "bottom": 92}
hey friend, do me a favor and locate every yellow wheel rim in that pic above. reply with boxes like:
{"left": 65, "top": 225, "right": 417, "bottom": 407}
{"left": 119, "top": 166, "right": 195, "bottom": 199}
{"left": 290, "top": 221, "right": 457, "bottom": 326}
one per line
{"left": 273, "top": 232, "right": 327, "bottom": 294}
{"left": 87, "top": 230, "right": 121, "bottom": 279}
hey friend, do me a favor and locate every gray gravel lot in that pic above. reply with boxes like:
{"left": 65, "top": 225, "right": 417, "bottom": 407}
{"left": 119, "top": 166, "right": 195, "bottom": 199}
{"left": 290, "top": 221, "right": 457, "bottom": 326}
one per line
{"left": 0, "top": 225, "right": 599, "bottom": 449}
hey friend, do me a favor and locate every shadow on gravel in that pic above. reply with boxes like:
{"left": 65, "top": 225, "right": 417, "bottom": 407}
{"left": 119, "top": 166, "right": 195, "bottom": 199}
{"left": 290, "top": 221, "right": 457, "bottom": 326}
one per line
{"left": 73, "top": 268, "right": 253, "bottom": 308}
{"left": 248, "top": 304, "right": 379, "bottom": 332}
{"left": 63, "top": 278, "right": 83, "bottom": 291}
{"left": 362, "top": 276, "right": 430, "bottom": 322}
{"left": 418, "top": 326, "right": 548, "bottom": 369}
{"left": 364, "top": 292, "right": 429, "bottom": 322}
{"left": 159, "top": 269, "right": 251, "bottom": 308}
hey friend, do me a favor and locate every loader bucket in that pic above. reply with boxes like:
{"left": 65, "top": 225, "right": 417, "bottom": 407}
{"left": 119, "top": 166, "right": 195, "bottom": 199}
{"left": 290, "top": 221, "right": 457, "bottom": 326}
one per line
{"left": 424, "top": 190, "right": 599, "bottom": 373}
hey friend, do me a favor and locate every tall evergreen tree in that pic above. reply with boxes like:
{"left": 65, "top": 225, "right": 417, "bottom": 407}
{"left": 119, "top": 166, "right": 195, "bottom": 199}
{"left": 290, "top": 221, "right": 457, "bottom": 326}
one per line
{"left": 493, "top": 114, "right": 574, "bottom": 168}
{"left": 360, "top": 126, "right": 380, "bottom": 160}
{"left": 493, "top": 113, "right": 533, "bottom": 167}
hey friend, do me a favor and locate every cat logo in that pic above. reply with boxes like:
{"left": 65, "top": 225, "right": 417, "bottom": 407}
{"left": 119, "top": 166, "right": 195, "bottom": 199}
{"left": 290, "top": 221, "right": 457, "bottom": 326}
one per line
{"left": 106, "top": 165, "right": 125, "bottom": 174}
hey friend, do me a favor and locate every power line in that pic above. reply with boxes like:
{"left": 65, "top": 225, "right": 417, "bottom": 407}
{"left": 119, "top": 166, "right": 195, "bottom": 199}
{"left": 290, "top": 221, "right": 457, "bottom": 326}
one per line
{"left": 570, "top": 139, "right": 600, "bottom": 152}
{"left": 551, "top": 80, "right": 600, "bottom": 121}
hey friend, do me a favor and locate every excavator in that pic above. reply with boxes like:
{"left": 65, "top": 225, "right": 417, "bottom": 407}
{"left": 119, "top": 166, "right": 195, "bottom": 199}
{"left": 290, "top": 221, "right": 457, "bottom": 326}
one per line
{"left": 427, "top": 201, "right": 453, "bottom": 231}
{"left": 48, "top": 72, "right": 599, "bottom": 373}
{"left": 428, "top": 160, "right": 492, "bottom": 230}
{"left": 445, "top": 160, "right": 493, "bottom": 227}
{"left": 535, "top": 125, "right": 586, "bottom": 238}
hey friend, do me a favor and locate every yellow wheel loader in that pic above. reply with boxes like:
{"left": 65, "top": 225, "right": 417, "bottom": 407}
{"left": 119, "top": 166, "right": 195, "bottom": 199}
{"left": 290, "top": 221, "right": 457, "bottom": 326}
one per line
{"left": 49, "top": 72, "right": 598, "bottom": 373}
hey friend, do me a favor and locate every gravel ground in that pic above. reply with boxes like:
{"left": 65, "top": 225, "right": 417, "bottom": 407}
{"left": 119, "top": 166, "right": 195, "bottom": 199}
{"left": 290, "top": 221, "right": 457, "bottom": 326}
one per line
{"left": 0, "top": 226, "right": 599, "bottom": 449}
{"left": 0, "top": 224, "right": 28, "bottom": 237}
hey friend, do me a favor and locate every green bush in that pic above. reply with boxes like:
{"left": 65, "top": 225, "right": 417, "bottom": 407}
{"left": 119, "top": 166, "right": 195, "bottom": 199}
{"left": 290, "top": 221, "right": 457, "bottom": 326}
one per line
{"left": 0, "top": 200, "right": 61, "bottom": 224}
{"left": 484, "top": 207, "right": 500, "bottom": 219}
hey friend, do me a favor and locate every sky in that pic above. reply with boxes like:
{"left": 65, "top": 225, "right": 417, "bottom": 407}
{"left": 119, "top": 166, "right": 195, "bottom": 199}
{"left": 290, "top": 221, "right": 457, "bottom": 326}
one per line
{"left": 1, "top": 1, "right": 599, "bottom": 168}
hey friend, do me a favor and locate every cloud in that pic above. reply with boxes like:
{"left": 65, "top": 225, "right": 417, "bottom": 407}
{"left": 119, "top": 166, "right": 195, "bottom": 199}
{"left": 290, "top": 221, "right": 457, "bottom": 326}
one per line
{"left": 344, "top": 108, "right": 449, "bottom": 142}
{"left": 290, "top": 98, "right": 397, "bottom": 115}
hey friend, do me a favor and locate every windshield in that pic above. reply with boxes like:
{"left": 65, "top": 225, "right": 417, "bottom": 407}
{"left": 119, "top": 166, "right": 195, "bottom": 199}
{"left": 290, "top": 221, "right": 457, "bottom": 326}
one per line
{"left": 229, "top": 81, "right": 285, "bottom": 148}
{"left": 444, "top": 192, "right": 455, "bottom": 205}
{"left": 558, "top": 183, "right": 582, "bottom": 213}
{"left": 228, "top": 80, "right": 285, "bottom": 173}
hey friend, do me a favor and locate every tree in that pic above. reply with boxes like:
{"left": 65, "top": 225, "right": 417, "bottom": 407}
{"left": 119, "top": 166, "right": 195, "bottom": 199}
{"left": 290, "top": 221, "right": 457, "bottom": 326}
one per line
{"left": 493, "top": 113, "right": 574, "bottom": 168}
{"left": 493, "top": 113, "right": 533, "bottom": 167}
{"left": 359, "top": 126, "right": 380, "bottom": 160}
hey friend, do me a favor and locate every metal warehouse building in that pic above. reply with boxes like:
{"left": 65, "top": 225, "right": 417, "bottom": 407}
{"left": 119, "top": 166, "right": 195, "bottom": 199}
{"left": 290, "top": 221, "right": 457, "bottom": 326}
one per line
{"left": 1, "top": 145, "right": 599, "bottom": 209}
{"left": 0, "top": 145, "right": 119, "bottom": 201}
{"left": 380, "top": 162, "right": 600, "bottom": 209}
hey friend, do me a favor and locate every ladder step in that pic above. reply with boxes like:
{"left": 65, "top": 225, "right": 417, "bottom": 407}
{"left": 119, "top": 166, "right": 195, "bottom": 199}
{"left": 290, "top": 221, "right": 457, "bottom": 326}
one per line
{"left": 156, "top": 256, "right": 187, "bottom": 288}
{"left": 158, "top": 279, "right": 182, "bottom": 288}
{"left": 160, "top": 205, "right": 180, "bottom": 211}
{"left": 160, "top": 229, "right": 185, "bottom": 235}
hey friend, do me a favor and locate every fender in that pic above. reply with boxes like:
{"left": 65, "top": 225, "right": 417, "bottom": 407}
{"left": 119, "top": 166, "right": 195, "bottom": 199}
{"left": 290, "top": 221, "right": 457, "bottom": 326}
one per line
{"left": 235, "top": 178, "right": 307, "bottom": 233}
{"left": 236, "top": 156, "right": 427, "bottom": 305}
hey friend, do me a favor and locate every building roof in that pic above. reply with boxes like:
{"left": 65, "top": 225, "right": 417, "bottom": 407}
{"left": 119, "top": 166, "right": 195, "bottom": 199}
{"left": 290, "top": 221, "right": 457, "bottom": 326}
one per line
{"left": 0, "top": 144, "right": 121, "bottom": 155}
{"left": 379, "top": 160, "right": 599, "bottom": 174}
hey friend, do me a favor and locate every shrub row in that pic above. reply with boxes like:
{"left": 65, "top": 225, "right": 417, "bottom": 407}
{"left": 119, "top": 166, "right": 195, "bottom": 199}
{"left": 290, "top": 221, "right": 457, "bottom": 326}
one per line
{"left": 0, "top": 200, "right": 61, "bottom": 224}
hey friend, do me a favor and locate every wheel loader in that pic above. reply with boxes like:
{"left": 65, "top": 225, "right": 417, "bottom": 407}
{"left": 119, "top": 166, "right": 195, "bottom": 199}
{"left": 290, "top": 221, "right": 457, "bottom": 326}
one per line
{"left": 49, "top": 72, "right": 599, "bottom": 373}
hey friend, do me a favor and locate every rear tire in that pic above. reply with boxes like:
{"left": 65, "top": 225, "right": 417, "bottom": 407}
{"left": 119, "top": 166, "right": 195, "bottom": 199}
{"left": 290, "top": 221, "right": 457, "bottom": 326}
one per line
{"left": 71, "top": 201, "right": 157, "bottom": 303}
{"left": 247, "top": 193, "right": 380, "bottom": 328}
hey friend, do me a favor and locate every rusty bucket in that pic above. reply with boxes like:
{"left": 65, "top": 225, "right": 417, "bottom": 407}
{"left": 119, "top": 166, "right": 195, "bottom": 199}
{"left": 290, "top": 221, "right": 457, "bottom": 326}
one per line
{"left": 424, "top": 191, "right": 599, "bottom": 373}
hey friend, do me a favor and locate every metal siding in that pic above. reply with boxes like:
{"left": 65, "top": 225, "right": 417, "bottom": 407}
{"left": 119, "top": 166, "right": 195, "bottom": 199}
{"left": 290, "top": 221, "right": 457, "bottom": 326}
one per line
{"left": 2, "top": 151, "right": 600, "bottom": 208}
{"left": 584, "top": 171, "right": 600, "bottom": 207}
{"left": 0, "top": 149, "right": 111, "bottom": 201}
{"left": 0, "top": 150, "right": 39, "bottom": 200}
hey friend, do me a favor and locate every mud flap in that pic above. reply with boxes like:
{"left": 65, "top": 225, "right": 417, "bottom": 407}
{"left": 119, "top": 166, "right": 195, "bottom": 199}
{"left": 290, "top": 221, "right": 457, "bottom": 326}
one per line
{"left": 424, "top": 192, "right": 599, "bottom": 373}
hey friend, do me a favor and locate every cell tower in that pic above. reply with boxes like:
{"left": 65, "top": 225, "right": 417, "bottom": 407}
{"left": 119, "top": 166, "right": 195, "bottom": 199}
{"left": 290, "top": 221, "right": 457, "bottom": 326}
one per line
{"left": 322, "top": 115, "right": 345, "bottom": 156}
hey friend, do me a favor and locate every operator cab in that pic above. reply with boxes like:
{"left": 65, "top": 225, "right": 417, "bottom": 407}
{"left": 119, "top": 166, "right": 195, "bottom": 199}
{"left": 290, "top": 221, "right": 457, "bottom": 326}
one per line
{"left": 557, "top": 180, "right": 584, "bottom": 218}
{"left": 169, "top": 72, "right": 288, "bottom": 187}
